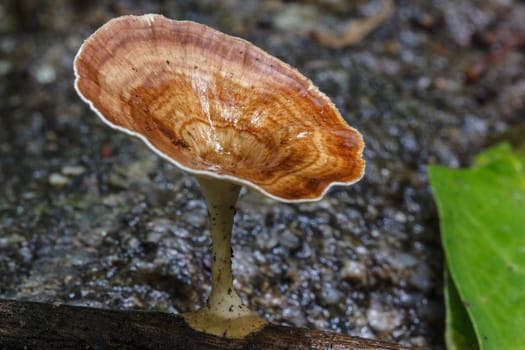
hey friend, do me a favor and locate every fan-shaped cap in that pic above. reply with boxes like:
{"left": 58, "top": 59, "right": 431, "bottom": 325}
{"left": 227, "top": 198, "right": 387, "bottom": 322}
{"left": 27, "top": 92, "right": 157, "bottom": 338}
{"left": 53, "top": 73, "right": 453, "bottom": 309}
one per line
{"left": 74, "top": 14, "right": 364, "bottom": 202}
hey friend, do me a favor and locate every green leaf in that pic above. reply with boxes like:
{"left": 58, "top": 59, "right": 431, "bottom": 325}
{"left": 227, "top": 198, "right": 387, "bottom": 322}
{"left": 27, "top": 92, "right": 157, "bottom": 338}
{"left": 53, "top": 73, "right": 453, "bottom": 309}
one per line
{"left": 444, "top": 267, "right": 479, "bottom": 350}
{"left": 429, "top": 145, "right": 525, "bottom": 350}
{"left": 473, "top": 142, "right": 512, "bottom": 167}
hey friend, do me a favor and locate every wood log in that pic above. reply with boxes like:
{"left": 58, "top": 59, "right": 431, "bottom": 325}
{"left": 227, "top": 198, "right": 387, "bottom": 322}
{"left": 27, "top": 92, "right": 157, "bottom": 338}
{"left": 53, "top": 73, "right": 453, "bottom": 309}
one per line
{"left": 0, "top": 299, "right": 417, "bottom": 349}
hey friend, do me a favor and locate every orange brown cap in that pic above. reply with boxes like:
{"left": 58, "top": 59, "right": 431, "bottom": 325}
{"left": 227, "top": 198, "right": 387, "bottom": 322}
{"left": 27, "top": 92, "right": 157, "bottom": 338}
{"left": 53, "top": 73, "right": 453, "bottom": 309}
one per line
{"left": 74, "top": 14, "right": 365, "bottom": 202}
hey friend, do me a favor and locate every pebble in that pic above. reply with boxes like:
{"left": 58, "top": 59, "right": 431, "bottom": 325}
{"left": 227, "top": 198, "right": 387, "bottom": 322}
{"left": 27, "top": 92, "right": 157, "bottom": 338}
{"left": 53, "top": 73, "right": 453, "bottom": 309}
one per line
{"left": 409, "top": 262, "right": 432, "bottom": 291}
{"left": 48, "top": 173, "right": 69, "bottom": 187}
{"left": 279, "top": 229, "right": 301, "bottom": 250}
{"left": 34, "top": 64, "right": 56, "bottom": 84}
{"left": 386, "top": 250, "right": 418, "bottom": 270}
{"left": 367, "top": 306, "right": 403, "bottom": 332}
{"left": 320, "top": 283, "right": 342, "bottom": 305}
{"left": 61, "top": 165, "right": 86, "bottom": 176}
{"left": 393, "top": 211, "right": 407, "bottom": 223}
{"left": 340, "top": 260, "right": 367, "bottom": 283}
{"left": 0, "top": 59, "right": 11, "bottom": 75}
{"left": 0, "top": 234, "right": 25, "bottom": 248}
{"left": 272, "top": 3, "right": 317, "bottom": 35}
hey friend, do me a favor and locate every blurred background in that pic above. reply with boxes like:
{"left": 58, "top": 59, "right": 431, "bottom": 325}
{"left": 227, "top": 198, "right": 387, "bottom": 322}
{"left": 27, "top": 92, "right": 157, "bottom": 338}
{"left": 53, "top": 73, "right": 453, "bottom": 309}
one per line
{"left": 1, "top": 0, "right": 524, "bottom": 348}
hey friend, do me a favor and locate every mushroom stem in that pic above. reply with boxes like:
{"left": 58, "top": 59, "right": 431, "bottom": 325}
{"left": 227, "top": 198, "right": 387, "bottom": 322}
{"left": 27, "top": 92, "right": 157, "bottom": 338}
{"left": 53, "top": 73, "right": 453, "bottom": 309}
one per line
{"left": 200, "top": 176, "right": 241, "bottom": 313}
{"left": 182, "top": 176, "right": 267, "bottom": 338}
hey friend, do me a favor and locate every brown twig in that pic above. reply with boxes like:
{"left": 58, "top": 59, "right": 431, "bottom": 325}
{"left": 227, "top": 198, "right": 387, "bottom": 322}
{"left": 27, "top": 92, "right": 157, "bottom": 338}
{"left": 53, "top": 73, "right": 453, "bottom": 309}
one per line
{"left": 465, "top": 32, "right": 525, "bottom": 82}
{"left": 310, "top": 0, "right": 395, "bottom": 49}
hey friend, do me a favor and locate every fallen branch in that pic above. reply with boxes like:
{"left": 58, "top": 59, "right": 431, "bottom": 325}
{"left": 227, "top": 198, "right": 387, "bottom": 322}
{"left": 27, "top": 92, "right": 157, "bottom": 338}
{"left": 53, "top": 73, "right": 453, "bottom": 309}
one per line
{"left": 310, "top": 0, "right": 395, "bottom": 48}
{"left": 0, "top": 299, "right": 417, "bottom": 349}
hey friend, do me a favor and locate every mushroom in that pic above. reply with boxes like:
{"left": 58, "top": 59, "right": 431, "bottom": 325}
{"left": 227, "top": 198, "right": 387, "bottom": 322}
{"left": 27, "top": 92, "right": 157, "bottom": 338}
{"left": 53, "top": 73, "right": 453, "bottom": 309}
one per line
{"left": 74, "top": 14, "right": 365, "bottom": 338}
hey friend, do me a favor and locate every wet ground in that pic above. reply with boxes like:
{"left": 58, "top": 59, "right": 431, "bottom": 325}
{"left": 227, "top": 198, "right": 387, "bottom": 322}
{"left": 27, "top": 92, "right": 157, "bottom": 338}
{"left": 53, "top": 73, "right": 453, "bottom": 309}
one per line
{"left": 1, "top": 1, "right": 524, "bottom": 348}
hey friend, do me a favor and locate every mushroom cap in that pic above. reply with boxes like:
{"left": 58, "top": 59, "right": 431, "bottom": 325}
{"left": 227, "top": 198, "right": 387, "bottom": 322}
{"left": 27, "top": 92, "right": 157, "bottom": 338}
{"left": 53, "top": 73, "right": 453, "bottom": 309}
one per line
{"left": 74, "top": 14, "right": 364, "bottom": 202}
